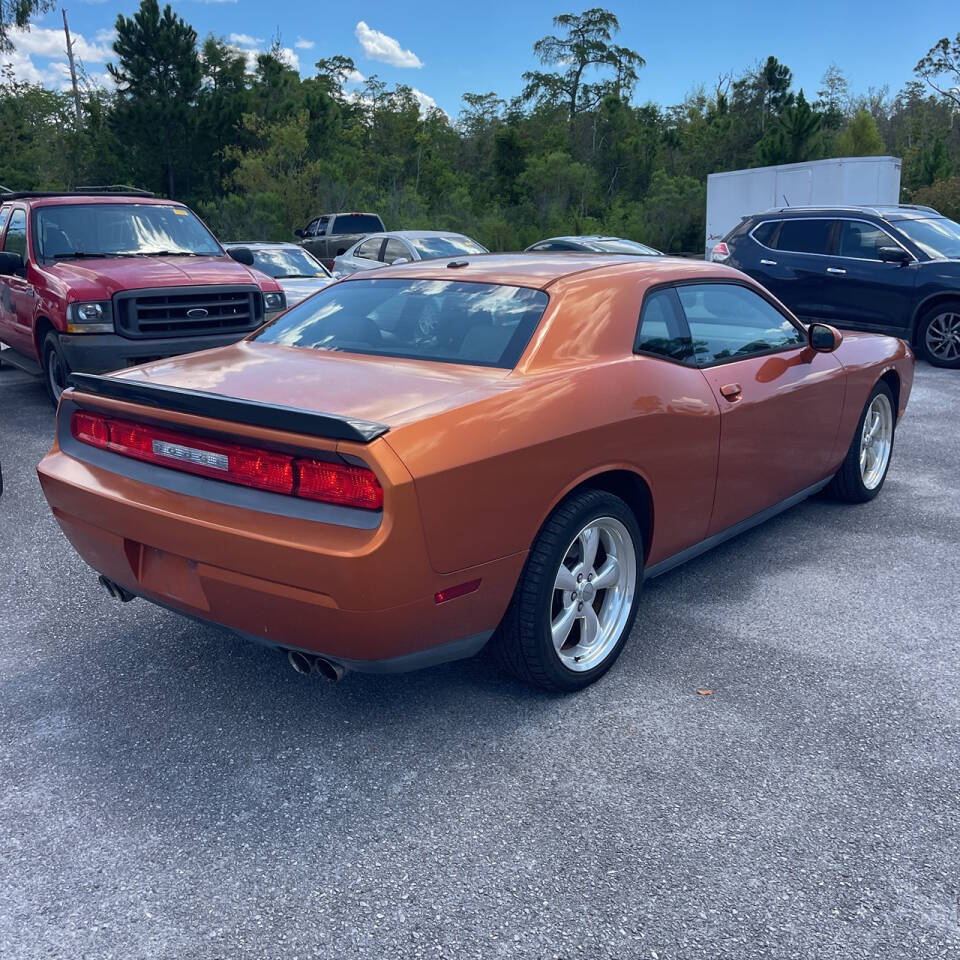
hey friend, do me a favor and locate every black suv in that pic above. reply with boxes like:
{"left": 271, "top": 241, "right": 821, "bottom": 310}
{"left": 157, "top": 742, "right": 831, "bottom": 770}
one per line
{"left": 713, "top": 205, "right": 960, "bottom": 368}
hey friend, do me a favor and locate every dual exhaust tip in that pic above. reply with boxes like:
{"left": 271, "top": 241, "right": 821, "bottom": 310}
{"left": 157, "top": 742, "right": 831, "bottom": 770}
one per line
{"left": 287, "top": 650, "right": 347, "bottom": 682}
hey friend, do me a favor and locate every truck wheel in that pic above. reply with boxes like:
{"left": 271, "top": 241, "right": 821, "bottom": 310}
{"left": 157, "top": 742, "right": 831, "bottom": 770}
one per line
{"left": 492, "top": 489, "right": 643, "bottom": 692}
{"left": 916, "top": 302, "right": 960, "bottom": 368}
{"left": 42, "top": 331, "right": 71, "bottom": 407}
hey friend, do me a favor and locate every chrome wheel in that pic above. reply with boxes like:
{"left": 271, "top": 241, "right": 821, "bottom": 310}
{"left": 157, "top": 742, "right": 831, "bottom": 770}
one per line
{"left": 859, "top": 392, "right": 893, "bottom": 490}
{"left": 550, "top": 516, "right": 637, "bottom": 672}
{"left": 925, "top": 311, "right": 960, "bottom": 362}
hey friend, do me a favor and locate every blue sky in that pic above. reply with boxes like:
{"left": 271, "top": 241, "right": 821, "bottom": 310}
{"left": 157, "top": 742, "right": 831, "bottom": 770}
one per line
{"left": 5, "top": 1, "right": 959, "bottom": 118}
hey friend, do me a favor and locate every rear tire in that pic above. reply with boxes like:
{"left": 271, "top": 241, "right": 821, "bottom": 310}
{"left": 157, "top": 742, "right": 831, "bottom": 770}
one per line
{"left": 492, "top": 489, "right": 643, "bottom": 692}
{"left": 915, "top": 301, "right": 960, "bottom": 368}
{"left": 825, "top": 380, "right": 896, "bottom": 503}
{"left": 42, "top": 331, "right": 71, "bottom": 408}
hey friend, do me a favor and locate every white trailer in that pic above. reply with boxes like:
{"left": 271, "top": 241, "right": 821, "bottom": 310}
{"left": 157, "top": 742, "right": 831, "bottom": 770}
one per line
{"left": 705, "top": 156, "right": 902, "bottom": 254}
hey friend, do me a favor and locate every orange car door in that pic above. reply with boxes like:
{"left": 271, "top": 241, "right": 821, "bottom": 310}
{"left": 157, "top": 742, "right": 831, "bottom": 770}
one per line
{"left": 675, "top": 281, "right": 846, "bottom": 536}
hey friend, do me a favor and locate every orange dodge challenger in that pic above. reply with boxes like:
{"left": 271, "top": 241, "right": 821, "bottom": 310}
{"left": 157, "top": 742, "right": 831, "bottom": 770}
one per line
{"left": 38, "top": 255, "right": 913, "bottom": 691}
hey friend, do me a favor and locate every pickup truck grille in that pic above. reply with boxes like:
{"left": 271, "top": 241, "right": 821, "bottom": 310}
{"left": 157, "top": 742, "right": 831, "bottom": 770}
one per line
{"left": 114, "top": 286, "right": 264, "bottom": 339}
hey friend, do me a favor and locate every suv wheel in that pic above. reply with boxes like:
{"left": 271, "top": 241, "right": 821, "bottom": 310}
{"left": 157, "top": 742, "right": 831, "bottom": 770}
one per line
{"left": 916, "top": 302, "right": 960, "bottom": 368}
{"left": 43, "top": 331, "right": 71, "bottom": 407}
{"left": 492, "top": 489, "right": 643, "bottom": 692}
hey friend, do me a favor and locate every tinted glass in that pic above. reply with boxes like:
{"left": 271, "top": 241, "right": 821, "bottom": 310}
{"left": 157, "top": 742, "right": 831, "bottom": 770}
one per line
{"left": 893, "top": 217, "right": 960, "bottom": 259}
{"left": 254, "top": 278, "right": 549, "bottom": 369}
{"left": 774, "top": 218, "right": 835, "bottom": 255}
{"left": 383, "top": 238, "right": 411, "bottom": 264}
{"left": 677, "top": 283, "right": 805, "bottom": 365}
{"left": 408, "top": 236, "right": 487, "bottom": 259}
{"left": 2, "top": 209, "right": 26, "bottom": 258}
{"left": 332, "top": 214, "right": 383, "bottom": 235}
{"left": 591, "top": 238, "right": 661, "bottom": 255}
{"left": 35, "top": 203, "right": 221, "bottom": 259}
{"left": 249, "top": 247, "right": 330, "bottom": 278}
{"left": 304, "top": 219, "right": 320, "bottom": 237}
{"left": 751, "top": 221, "right": 778, "bottom": 246}
{"left": 836, "top": 220, "right": 896, "bottom": 260}
{"left": 355, "top": 238, "right": 382, "bottom": 260}
{"left": 635, "top": 288, "right": 692, "bottom": 362}
{"left": 0, "top": 206, "right": 10, "bottom": 235}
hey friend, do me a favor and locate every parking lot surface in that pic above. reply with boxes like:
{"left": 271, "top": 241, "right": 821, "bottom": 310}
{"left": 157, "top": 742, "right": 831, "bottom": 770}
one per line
{"left": 1, "top": 360, "right": 958, "bottom": 959}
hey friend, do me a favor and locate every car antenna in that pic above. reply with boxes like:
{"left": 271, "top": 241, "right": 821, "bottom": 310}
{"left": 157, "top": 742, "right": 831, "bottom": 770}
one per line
{"left": 782, "top": 194, "right": 790, "bottom": 207}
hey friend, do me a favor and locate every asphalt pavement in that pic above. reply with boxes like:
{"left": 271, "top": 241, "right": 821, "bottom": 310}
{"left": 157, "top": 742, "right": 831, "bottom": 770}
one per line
{"left": 1, "top": 358, "right": 958, "bottom": 959}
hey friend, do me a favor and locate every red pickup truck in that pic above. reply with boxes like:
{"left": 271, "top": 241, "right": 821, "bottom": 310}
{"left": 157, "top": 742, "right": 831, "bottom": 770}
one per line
{"left": 0, "top": 188, "right": 286, "bottom": 404}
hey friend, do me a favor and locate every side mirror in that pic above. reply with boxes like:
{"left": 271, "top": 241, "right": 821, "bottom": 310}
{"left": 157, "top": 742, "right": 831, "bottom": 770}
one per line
{"left": 227, "top": 246, "right": 255, "bottom": 267}
{"left": 294, "top": 229, "right": 304, "bottom": 239}
{"left": 0, "top": 251, "right": 25, "bottom": 277}
{"left": 878, "top": 246, "right": 910, "bottom": 265}
{"left": 808, "top": 322, "right": 843, "bottom": 353}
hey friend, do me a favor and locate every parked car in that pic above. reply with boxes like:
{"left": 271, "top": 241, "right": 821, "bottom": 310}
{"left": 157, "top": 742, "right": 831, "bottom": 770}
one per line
{"left": 0, "top": 188, "right": 287, "bottom": 405}
{"left": 224, "top": 241, "right": 332, "bottom": 307}
{"left": 525, "top": 235, "right": 662, "bottom": 255}
{"left": 294, "top": 212, "right": 385, "bottom": 270}
{"left": 38, "top": 254, "right": 913, "bottom": 691}
{"left": 712, "top": 204, "right": 960, "bottom": 368}
{"left": 333, "top": 230, "right": 488, "bottom": 276}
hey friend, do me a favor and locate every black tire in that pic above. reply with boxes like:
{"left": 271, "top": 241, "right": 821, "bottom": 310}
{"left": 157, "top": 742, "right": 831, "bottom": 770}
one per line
{"left": 42, "top": 330, "right": 70, "bottom": 408}
{"left": 825, "top": 380, "right": 896, "bottom": 503}
{"left": 492, "top": 489, "right": 643, "bottom": 692}
{"left": 915, "top": 301, "right": 960, "bottom": 369}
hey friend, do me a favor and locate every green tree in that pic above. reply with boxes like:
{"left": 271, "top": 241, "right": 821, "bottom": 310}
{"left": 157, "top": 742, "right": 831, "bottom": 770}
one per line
{"left": 108, "top": 0, "right": 202, "bottom": 197}
{"left": 915, "top": 33, "right": 960, "bottom": 109}
{"left": 833, "top": 109, "right": 884, "bottom": 157}
{"left": 0, "top": 0, "right": 53, "bottom": 51}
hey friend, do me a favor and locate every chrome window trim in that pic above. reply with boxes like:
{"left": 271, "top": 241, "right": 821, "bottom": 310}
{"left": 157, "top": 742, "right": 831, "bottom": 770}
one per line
{"left": 748, "top": 216, "right": 918, "bottom": 264}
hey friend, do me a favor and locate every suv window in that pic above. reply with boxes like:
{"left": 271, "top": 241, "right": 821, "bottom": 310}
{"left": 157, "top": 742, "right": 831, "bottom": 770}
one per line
{"left": 333, "top": 214, "right": 384, "bottom": 235}
{"left": 676, "top": 283, "right": 805, "bottom": 365}
{"left": 836, "top": 220, "right": 899, "bottom": 261}
{"left": 355, "top": 238, "right": 383, "bottom": 261}
{"left": 383, "top": 238, "right": 411, "bottom": 264}
{"left": 774, "top": 218, "right": 835, "bottom": 255}
{"left": 2, "top": 209, "right": 27, "bottom": 258}
{"left": 634, "top": 288, "right": 693, "bottom": 363}
{"left": 751, "top": 221, "right": 778, "bottom": 246}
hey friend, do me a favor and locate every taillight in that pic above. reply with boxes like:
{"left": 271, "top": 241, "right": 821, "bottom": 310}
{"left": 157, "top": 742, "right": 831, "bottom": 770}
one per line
{"left": 710, "top": 242, "right": 730, "bottom": 263}
{"left": 69, "top": 410, "right": 383, "bottom": 510}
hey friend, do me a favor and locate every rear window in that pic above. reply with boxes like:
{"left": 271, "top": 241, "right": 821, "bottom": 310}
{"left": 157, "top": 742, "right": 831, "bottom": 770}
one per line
{"left": 774, "top": 219, "right": 835, "bottom": 255}
{"left": 408, "top": 236, "right": 488, "bottom": 260}
{"left": 332, "top": 214, "right": 384, "bottom": 235}
{"left": 253, "top": 278, "right": 549, "bottom": 369}
{"left": 590, "top": 238, "right": 661, "bottom": 255}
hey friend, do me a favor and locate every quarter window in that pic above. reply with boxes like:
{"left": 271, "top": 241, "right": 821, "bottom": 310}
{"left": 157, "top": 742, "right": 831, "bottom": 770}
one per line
{"left": 355, "top": 238, "right": 383, "bottom": 261}
{"left": 676, "top": 283, "right": 805, "bottom": 366}
{"left": 2, "top": 209, "right": 26, "bottom": 258}
{"left": 751, "top": 221, "right": 778, "bottom": 246}
{"left": 383, "top": 238, "right": 411, "bottom": 264}
{"left": 634, "top": 288, "right": 693, "bottom": 363}
{"left": 774, "top": 218, "right": 835, "bottom": 255}
{"left": 836, "top": 220, "right": 899, "bottom": 261}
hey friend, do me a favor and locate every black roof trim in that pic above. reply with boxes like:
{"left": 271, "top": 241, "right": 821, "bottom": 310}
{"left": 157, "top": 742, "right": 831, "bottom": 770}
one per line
{"left": 66, "top": 373, "right": 389, "bottom": 444}
{"left": 1, "top": 186, "right": 155, "bottom": 201}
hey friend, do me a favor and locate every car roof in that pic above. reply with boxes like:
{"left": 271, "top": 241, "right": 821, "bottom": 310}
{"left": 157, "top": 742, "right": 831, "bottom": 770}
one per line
{"left": 538, "top": 235, "right": 628, "bottom": 243}
{"left": 354, "top": 230, "right": 470, "bottom": 241}
{"left": 339, "top": 252, "right": 733, "bottom": 290}
{"left": 757, "top": 204, "right": 942, "bottom": 222}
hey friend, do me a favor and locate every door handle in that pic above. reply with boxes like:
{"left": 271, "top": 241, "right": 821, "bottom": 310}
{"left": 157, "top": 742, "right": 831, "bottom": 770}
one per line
{"left": 826, "top": 267, "right": 846, "bottom": 275}
{"left": 760, "top": 258, "right": 777, "bottom": 266}
{"left": 719, "top": 382, "right": 742, "bottom": 401}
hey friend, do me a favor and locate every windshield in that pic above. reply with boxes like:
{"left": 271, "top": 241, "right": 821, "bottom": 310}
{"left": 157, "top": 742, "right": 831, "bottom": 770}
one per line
{"left": 408, "top": 236, "right": 488, "bottom": 260}
{"left": 248, "top": 246, "right": 330, "bottom": 279}
{"left": 35, "top": 203, "right": 222, "bottom": 260}
{"left": 253, "top": 278, "right": 549, "bottom": 369}
{"left": 332, "top": 214, "right": 384, "bottom": 235}
{"left": 590, "top": 238, "right": 661, "bottom": 255}
{"left": 893, "top": 217, "right": 960, "bottom": 259}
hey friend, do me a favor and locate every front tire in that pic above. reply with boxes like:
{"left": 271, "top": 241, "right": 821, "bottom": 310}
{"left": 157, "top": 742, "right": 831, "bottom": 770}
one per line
{"left": 916, "top": 302, "right": 960, "bottom": 368}
{"left": 493, "top": 489, "right": 643, "bottom": 692}
{"left": 42, "top": 331, "right": 70, "bottom": 407}
{"left": 826, "top": 380, "right": 896, "bottom": 503}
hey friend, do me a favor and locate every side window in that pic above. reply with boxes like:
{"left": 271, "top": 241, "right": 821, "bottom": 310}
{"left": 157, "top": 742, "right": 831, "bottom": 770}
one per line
{"left": 634, "top": 287, "right": 693, "bottom": 364}
{"left": 0, "top": 206, "right": 11, "bottom": 238}
{"left": 751, "top": 221, "right": 779, "bottom": 247}
{"left": 316, "top": 216, "right": 330, "bottom": 236}
{"left": 383, "top": 238, "right": 410, "bottom": 264}
{"left": 677, "top": 283, "right": 806, "bottom": 366}
{"left": 355, "top": 238, "right": 383, "bottom": 261}
{"left": 2, "top": 209, "right": 27, "bottom": 259}
{"left": 304, "top": 219, "right": 320, "bottom": 237}
{"left": 836, "top": 220, "right": 900, "bottom": 261}
{"left": 775, "top": 218, "right": 835, "bottom": 255}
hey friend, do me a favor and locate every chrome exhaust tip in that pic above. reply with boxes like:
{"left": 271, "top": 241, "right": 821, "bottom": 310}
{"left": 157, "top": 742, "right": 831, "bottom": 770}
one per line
{"left": 313, "top": 657, "right": 346, "bottom": 683}
{"left": 98, "top": 575, "right": 135, "bottom": 603}
{"left": 287, "top": 650, "right": 315, "bottom": 675}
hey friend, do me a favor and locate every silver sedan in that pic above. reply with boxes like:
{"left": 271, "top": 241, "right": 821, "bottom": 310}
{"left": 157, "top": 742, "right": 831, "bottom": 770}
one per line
{"left": 333, "top": 231, "right": 488, "bottom": 276}
{"left": 224, "top": 242, "right": 334, "bottom": 307}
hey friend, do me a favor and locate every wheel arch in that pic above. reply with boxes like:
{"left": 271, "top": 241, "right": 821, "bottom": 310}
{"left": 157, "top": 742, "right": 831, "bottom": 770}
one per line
{"left": 909, "top": 292, "right": 960, "bottom": 345}
{"left": 878, "top": 367, "right": 901, "bottom": 417}
{"left": 34, "top": 315, "right": 55, "bottom": 359}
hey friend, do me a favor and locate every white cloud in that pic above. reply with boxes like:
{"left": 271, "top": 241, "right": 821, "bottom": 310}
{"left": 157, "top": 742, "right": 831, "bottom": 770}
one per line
{"left": 227, "top": 42, "right": 299, "bottom": 74}
{"left": 294, "top": 37, "right": 314, "bottom": 50}
{"left": 346, "top": 68, "right": 365, "bottom": 85}
{"left": 228, "top": 32, "right": 262, "bottom": 48}
{"left": 355, "top": 21, "right": 422, "bottom": 69}
{"left": 7, "top": 24, "right": 113, "bottom": 62}
{"left": 411, "top": 87, "right": 440, "bottom": 116}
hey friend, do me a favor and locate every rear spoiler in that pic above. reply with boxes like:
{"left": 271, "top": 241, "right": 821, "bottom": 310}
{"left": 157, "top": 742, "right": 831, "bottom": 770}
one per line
{"left": 66, "top": 373, "right": 389, "bottom": 444}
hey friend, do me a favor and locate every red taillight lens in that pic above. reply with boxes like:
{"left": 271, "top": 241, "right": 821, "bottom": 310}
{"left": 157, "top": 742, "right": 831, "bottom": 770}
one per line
{"left": 69, "top": 410, "right": 383, "bottom": 510}
{"left": 296, "top": 458, "right": 384, "bottom": 510}
{"left": 434, "top": 579, "right": 482, "bottom": 604}
{"left": 710, "top": 241, "right": 730, "bottom": 263}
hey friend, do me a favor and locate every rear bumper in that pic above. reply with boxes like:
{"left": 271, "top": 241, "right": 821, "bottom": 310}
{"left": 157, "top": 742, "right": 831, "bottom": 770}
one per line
{"left": 58, "top": 330, "right": 263, "bottom": 375}
{"left": 36, "top": 429, "right": 523, "bottom": 669}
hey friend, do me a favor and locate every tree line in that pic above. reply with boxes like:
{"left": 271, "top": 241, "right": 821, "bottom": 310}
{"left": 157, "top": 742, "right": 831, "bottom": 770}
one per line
{"left": 2, "top": 1, "right": 960, "bottom": 252}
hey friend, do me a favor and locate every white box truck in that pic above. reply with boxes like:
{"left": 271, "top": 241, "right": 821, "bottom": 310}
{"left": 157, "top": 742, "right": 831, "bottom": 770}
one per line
{"left": 705, "top": 156, "right": 902, "bottom": 254}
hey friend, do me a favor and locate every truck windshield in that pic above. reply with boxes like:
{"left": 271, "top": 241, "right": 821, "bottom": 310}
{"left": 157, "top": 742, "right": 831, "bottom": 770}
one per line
{"left": 331, "top": 214, "right": 384, "bottom": 235}
{"left": 253, "top": 278, "right": 549, "bottom": 369}
{"left": 35, "top": 203, "right": 223, "bottom": 260}
{"left": 893, "top": 217, "right": 960, "bottom": 260}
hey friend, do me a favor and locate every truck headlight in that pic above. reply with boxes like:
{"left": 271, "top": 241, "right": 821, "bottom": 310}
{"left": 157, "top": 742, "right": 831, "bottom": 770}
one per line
{"left": 264, "top": 292, "right": 286, "bottom": 315}
{"left": 67, "top": 301, "right": 114, "bottom": 334}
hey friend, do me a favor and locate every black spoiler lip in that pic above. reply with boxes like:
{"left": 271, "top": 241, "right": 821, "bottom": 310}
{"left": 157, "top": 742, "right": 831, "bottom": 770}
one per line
{"left": 66, "top": 373, "right": 390, "bottom": 444}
